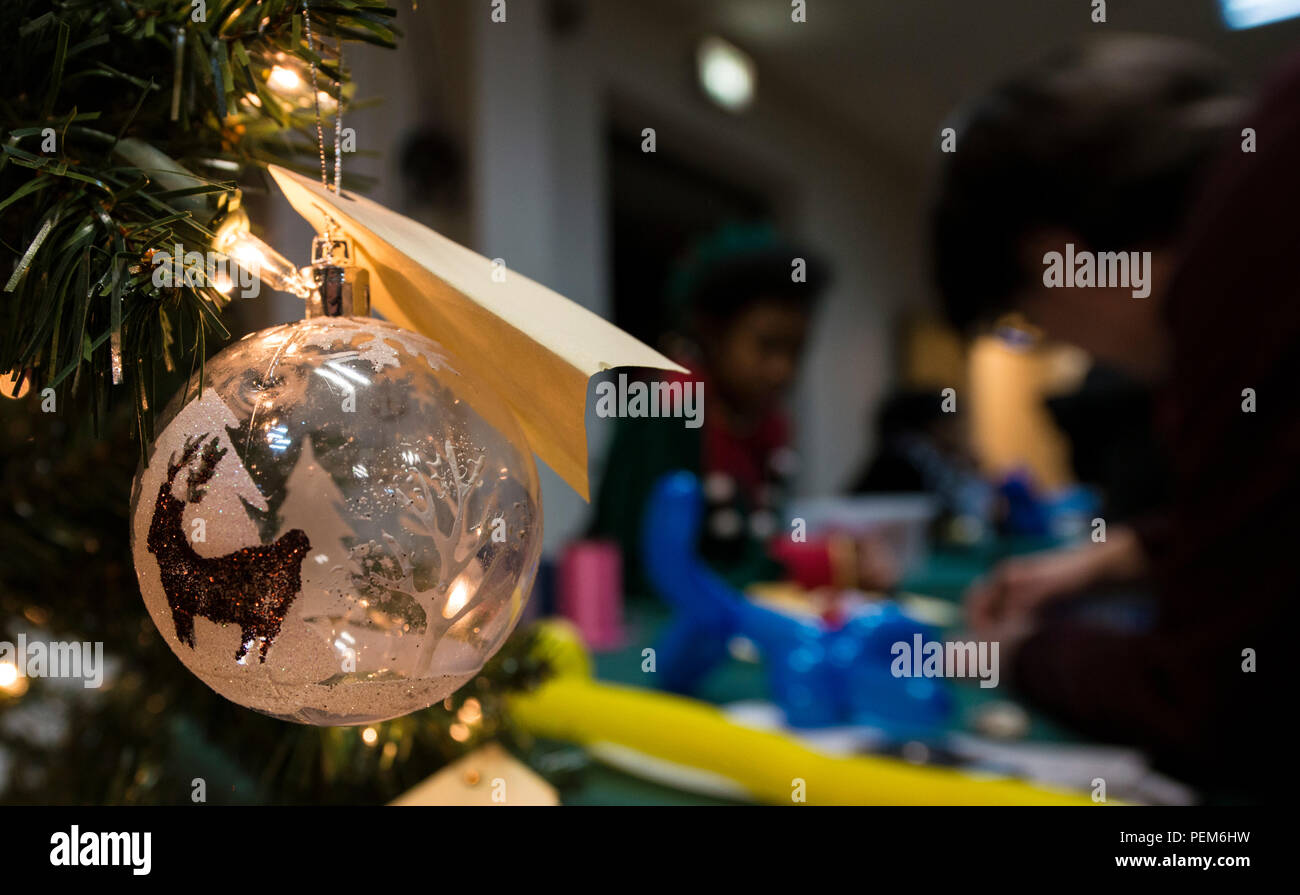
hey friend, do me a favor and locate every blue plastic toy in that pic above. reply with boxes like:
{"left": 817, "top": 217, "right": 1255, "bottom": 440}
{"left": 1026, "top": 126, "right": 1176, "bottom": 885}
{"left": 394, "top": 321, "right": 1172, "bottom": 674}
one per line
{"left": 998, "top": 471, "right": 1100, "bottom": 539}
{"left": 641, "top": 472, "right": 952, "bottom": 734}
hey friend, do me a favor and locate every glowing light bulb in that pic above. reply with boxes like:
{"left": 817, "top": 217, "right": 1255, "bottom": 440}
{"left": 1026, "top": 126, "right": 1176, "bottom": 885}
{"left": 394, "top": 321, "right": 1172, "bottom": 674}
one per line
{"left": 0, "top": 661, "right": 26, "bottom": 697}
{"left": 457, "top": 698, "right": 482, "bottom": 725}
{"left": 1, "top": 370, "right": 30, "bottom": 399}
{"left": 697, "top": 36, "right": 756, "bottom": 112}
{"left": 268, "top": 65, "right": 303, "bottom": 92}
{"left": 1221, "top": 0, "right": 1300, "bottom": 29}
{"left": 230, "top": 242, "right": 267, "bottom": 268}
{"left": 216, "top": 229, "right": 313, "bottom": 298}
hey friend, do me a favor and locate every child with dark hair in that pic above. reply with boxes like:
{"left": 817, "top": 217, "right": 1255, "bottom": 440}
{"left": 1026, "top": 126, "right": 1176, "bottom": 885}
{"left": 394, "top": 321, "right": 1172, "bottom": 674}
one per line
{"left": 933, "top": 35, "right": 1241, "bottom": 337}
{"left": 853, "top": 389, "right": 975, "bottom": 494}
{"left": 590, "top": 225, "right": 893, "bottom": 596}
{"left": 930, "top": 36, "right": 1296, "bottom": 794}
{"left": 851, "top": 388, "right": 994, "bottom": 542}
{"left": 932, "top": 36, "right": 1245, "bottom": 635}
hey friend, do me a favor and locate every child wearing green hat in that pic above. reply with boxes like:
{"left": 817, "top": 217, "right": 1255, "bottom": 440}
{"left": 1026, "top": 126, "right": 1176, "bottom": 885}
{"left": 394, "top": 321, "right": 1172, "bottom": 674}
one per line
{"left": 589, "top": 224, "right": 895, "bottom": 599}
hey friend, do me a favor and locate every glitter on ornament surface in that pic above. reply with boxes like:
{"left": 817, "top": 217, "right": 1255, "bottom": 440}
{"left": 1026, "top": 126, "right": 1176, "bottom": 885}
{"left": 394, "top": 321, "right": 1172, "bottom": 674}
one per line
{"left": 130, "top": 317, "right": 542, "bottom": 725}
{"left": 147, "top": 433, "right": 312, "bottom": 663}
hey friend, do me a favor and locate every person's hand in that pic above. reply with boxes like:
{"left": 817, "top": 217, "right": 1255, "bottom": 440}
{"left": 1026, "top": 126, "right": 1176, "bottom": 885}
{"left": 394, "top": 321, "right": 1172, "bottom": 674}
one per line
{"left": 965, "top": 526, "right": 1148, "bottom": 631}
{"left": 965, "top": 547, "right": 1099, "bottom": 631}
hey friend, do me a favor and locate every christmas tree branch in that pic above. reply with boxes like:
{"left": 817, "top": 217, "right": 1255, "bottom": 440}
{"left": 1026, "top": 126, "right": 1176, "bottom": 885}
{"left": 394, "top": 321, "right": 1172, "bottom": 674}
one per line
{"left": 0, "top": 0, "right": 398, "bottom": 440}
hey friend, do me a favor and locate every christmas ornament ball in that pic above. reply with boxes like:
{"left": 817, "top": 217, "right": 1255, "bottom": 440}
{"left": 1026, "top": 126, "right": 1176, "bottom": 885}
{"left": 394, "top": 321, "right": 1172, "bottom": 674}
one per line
{"left": 129, "top": 316, "right": 542, "bottom": 725}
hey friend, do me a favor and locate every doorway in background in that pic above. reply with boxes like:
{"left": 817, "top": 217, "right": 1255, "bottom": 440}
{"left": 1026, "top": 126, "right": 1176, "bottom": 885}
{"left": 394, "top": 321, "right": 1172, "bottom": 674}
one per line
{"left": 607, "top": 124, "right": 773, "bottom": 357}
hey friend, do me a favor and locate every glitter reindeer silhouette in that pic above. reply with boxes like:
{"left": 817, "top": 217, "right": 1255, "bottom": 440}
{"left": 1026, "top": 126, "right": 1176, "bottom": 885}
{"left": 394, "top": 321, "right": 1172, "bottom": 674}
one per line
{"left": 147, "top": 434, "right": 311, "bottom": 663}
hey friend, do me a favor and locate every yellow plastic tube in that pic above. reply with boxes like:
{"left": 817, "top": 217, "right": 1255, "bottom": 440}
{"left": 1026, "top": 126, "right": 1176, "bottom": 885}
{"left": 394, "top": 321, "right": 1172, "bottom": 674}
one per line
{"left": 509, "top": 622, "right": 1098, "bottom": 805}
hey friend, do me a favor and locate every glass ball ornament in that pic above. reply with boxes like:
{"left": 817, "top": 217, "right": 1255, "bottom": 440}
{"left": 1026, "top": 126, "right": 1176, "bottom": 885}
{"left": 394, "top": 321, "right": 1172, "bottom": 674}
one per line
{"left": 129, "top": 316, "right": 542, "bottom": 725}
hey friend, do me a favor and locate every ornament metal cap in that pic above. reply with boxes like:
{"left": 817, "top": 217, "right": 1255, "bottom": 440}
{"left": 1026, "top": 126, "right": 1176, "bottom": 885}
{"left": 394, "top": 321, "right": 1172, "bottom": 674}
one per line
{"left": 304, "top": 235, "right": 370, "bottom": 317}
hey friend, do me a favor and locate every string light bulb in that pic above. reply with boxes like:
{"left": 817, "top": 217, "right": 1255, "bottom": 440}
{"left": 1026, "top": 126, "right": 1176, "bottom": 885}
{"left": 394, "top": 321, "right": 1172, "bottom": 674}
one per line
{"left": 267, "top": 64, "right": 303, "bottom": 92}
{"left": 1, "top": 370, "right": 31, "bottom": 399}
{"left": 264, "top": 55, "right": 335, "bottom": 110}
{"left": 214, "top": 208, "right": 314, "bottom": 298}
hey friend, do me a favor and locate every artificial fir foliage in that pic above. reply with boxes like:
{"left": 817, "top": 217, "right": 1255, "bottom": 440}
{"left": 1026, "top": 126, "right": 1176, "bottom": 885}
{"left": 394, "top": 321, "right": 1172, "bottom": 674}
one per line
{"left": 0, "top": 0, "right": 397, "bottom": 438}
{"left": 0, "top": 1, "right": 554, "bottom": 804}
{"left": 0, "top": 391, "right": 553, "bottom": 804}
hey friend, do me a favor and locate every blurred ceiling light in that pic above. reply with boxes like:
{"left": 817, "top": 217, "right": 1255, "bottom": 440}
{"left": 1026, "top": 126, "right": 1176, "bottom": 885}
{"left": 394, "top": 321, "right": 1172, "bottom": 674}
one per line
{"left": 697, "top": 36, "right": 756, "bottom": 113}
{"left": 1221, "top": 0, "right": 1300, "bottom": 28}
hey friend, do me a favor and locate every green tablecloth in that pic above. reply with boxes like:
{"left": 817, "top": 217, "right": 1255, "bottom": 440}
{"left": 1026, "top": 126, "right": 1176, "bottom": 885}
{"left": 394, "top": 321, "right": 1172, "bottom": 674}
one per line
{"left": 553, "top": 540, "right": 1078, "bottom": 805}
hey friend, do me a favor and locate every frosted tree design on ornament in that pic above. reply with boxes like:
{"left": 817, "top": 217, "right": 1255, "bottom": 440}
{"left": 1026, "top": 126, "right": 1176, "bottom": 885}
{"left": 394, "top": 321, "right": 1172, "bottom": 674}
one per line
{"left": 352, "top": 438, "right": 515, "bottom": 668}
{"left": 134, "top": 389, "right": 271, "bottom": 549}
{"left": 277, "top": 437, "right": 359, "bottom": 623}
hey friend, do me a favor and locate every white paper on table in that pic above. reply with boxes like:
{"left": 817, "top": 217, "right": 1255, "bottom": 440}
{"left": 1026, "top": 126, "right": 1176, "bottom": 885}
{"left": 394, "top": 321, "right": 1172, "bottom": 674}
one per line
{"left": 269, "top": 165, "right": 686, "bottom": 500}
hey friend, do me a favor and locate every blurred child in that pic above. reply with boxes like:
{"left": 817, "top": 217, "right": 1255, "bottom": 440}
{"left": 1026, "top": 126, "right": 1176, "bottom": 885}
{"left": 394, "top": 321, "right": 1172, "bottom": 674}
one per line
{"left": 590, "top": 224, "right": 894, "bottom": 597}
{"left": 851, "top": 388, "right": 994, "bottom": 542}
